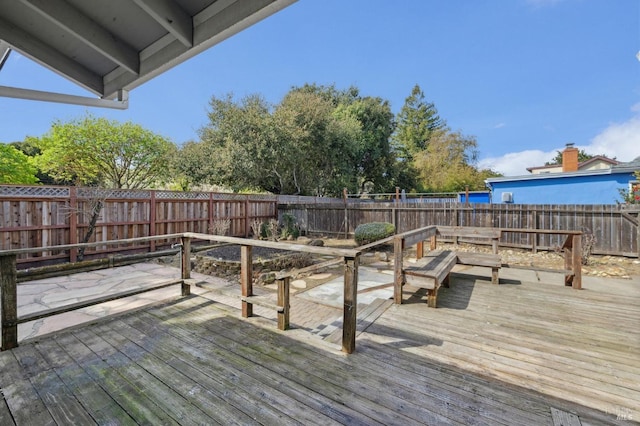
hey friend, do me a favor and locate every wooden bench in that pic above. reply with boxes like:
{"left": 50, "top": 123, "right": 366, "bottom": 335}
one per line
{"left": 455, "top": 252, "right": 501, "bottom": 284}
{"left": 403, "top": 250, "right": 458, "bottom": 308}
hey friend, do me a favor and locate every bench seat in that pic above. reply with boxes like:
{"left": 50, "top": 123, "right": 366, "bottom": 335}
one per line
{"left": 455, "top": 252, "right": 501, "bottom": 284}
{"left": 404, "top": 250, "right": 457, "bottom": 307}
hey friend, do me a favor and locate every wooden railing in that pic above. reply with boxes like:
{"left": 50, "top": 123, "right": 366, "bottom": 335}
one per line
{"left": 500, "top": 228, "right": 583, "bottom": 289}
{"left": 0, "top": 233, "right": 362, "bottom": 354}
{"left": 393, "top": 225, "right": 583, "bottom": 291}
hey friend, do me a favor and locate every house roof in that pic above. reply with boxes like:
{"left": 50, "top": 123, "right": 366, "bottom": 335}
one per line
{"left": 526, "top": 155, "right": 620, "bottom": 173}
{"left": 612, "top": 156, "right": 640, "bottom": 172}
{"left": 486, "top": 160, "right": 639, "bottom": 186}
{"left": 0, "top": 0, "right": 296, "bottom": 107}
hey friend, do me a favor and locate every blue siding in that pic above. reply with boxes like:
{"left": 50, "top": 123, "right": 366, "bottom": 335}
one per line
{"left": 458, "top": 191, "right": 491, "bottom": 204}
{"left": 489, "top": 172, "right": 634, "bottom": 204}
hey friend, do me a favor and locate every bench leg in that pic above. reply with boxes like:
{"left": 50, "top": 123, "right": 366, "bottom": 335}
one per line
{"left": 427, "top": 288, "right": 438, "bottom": 308}
{"left": 491, "top": 268, "right": 499, "bottom": 285}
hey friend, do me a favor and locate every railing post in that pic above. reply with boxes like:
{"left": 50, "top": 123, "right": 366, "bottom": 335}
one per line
{"left": 1, "top": 254, "right": 18, "bottom": 350}
{"left": 564, "top": 235, "right": 574, "bottom": 286}
{"left": 277, "top": 276, "right": 290, "bottom": 330}
{"left": 393, "top": 236, "right": 404, "bottom": 304}
{"left": 181, "top": 236, "right": 191, "bottom": 296}
{"left": 342, "top": 254, "right": 359, "bottom": 354}
{"left": 572, "top": 234, "right": 582, "bottom": 289}
{"left": 241, "top": 245, "right": 253, "bottom": 317}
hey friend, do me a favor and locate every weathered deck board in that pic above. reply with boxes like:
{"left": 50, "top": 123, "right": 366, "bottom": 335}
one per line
{"left": 1, "top": 268, "right": 636, "bottom": 425}
{"left": 382, "top": 274, "right": 639, "bottom": 422}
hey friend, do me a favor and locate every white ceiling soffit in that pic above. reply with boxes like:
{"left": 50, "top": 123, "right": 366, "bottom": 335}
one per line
{"left": 0, "top": 0, "right": 296, "bottom": 107}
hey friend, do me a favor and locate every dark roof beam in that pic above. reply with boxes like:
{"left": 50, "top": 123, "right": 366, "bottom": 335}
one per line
{"left": 0, "top": 40, "right": 10, "bottom": 71}
{"left": 20, "top": 0, "right": 140, "bottom": 75}
{"left": 132, "top": 0, "right": 193, "bottom": 47}
{"left": 103, "top": 0, "right": 295, "bottom": 98}
{"left": 0, "top": 15, "right": 103, "bottom": 95}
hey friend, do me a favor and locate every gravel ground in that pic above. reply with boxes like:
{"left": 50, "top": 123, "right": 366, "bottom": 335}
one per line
{"left": 204, "top": 244, "right": 297, "bottom": 261}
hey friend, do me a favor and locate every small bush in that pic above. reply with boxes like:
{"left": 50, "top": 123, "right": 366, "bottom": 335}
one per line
{"left": 354, "top": 222, "right": 395, "bottom": 246}
{"left": 280, "top": 213, "right": 300, "bottom": 240}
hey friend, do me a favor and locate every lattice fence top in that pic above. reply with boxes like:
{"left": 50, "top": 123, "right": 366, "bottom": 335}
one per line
{"left": 155, "top": 191, "right": 209, "bottom": 200}
{"left": 77, "top": 188, "right": 151, "bottom": 199}
{"left": 0, "top": 185, "right": 70, "bottom": 198}
{"left": 249, "top": 194, "right": 278, "bottom": 201}
{"left": 0, "top": 185, "right": 351, "bottom": 205}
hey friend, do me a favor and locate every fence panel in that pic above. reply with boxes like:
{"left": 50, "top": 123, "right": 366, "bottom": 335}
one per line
{"left": 0, "top": 185, "right": 279, "bottom": 267}
{"left": 279, "top": 202, "right": 639, "bottom": 257}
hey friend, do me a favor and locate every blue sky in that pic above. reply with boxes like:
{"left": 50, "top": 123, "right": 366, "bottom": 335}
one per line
{"left": 1, "top": 0, "right": 639, "bottom": 176}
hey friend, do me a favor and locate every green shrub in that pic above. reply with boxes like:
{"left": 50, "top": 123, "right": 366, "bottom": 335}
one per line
{"left": 354, "top": 222, "right": 395, "bottom": 246}
{"left": 280, "top": 213, "right": 300, "bottom": 239}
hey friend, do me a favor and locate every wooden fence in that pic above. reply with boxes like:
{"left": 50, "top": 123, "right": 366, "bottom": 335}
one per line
{"left": 0, "top": 185, "right": 279, "bottom": 268}
{"left": 279, "top": 202, "right": 640, "bottom": 258}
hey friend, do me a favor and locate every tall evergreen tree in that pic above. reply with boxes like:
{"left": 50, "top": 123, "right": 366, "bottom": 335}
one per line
{"left": 392, "top": 84, "right": 446, "bottom": 159}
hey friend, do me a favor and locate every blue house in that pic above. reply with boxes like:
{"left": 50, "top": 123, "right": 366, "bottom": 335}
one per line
{"left": 486, "top": 156, "right": 640, "bottom": 205}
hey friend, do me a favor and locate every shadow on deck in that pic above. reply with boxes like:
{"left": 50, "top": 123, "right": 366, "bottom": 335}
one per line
{"left": 1, "top": 266, "right": 638, "bottom": 425}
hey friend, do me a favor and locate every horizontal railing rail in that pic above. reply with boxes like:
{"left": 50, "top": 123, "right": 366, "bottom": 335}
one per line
{"left": 1, "top": 232, "right": 362, "bottom": 354}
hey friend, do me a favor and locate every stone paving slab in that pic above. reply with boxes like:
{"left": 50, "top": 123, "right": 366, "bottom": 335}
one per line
{"left": 15, "top": 263, "right": 220, "bottom": 342}
{"left": 296, "top": 266, "right": 395, "bottom": 308}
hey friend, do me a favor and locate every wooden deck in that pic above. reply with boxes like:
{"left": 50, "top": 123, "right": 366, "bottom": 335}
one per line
{"left": 1, "top": 269, "right": 638, "bottom": 425}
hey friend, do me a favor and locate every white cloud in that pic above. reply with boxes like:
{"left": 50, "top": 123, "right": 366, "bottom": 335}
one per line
{"left": 479, "top": 149, "right": 557, "bottom": 176}
{"left": 588, "top": 116, "right": 640, "bottom": 161}
{"left": 479, "top": 111, "right": 640, "bottom": 176}
{"left": 494, "top": 122, "right": 506, "bottom": 129}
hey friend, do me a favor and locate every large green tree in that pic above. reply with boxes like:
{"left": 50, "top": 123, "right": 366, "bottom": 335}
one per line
{"left": 31, "top": 115, "right": 176, "bottom": 189}
{"left": 392, "top": 84, "right": 447, "bottom": 159}
{"left": 0, "top": 144, "right": 38, "bottom": 184}
{"left": 392, "top": 85, "right": 500, "bottom": 192}
{"left": 185, "top": 85, "right": 400, "bottom": 196}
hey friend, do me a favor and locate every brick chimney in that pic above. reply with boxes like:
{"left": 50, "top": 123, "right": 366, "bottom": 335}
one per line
{"left": 562, "top": 143, "right": 579, "bottom": 172}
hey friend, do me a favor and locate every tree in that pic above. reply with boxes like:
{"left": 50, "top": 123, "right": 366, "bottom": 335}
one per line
{"left": 334, "top": 96, "right": 396, "bottom": 193}
{"left": 273, "top": 90, "right": 360, "bottom": 195}
{"left": 189, "top": 87, "right": 399, "bottom": 196}
{"left": 31, "top": 115, "right": 176, "bottom": 189}
{"left": 193, "top": 93, "right": 279, "bottom": 192}
{"left": 392, "top": 84, "right": 447, "bottom": 159}
{"left": 412, "top": 131, "right": 481, "bottom": 192}
{"left": 0, "top": 144, "right": 38, "bottom": 184}
{"left": 10, "top": 139, "right": 59, "bottom": 184}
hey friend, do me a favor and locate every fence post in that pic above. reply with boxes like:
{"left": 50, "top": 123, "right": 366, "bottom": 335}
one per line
{"left": 244, "top": 196, "right": 250, "bottom": 237}
{"left": 1, "top": 254, "right": 18, "bottom": 350}
{"left": 149, "top": 190, "right": 157, "bottom": 252}
{"left": 342, "top": 254, "right": 359, "bottom": 354}
{"left": 181, "top": 236, "right": 191, "bottom": 296}
{"left": 69, "top": 186, "right": 78, "bottom": 262}
{"left": 343, "top": 188, "right": 349, "bottom": 239}
{"left": 241, "top": 245, "right": 253, "bottom": 318}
